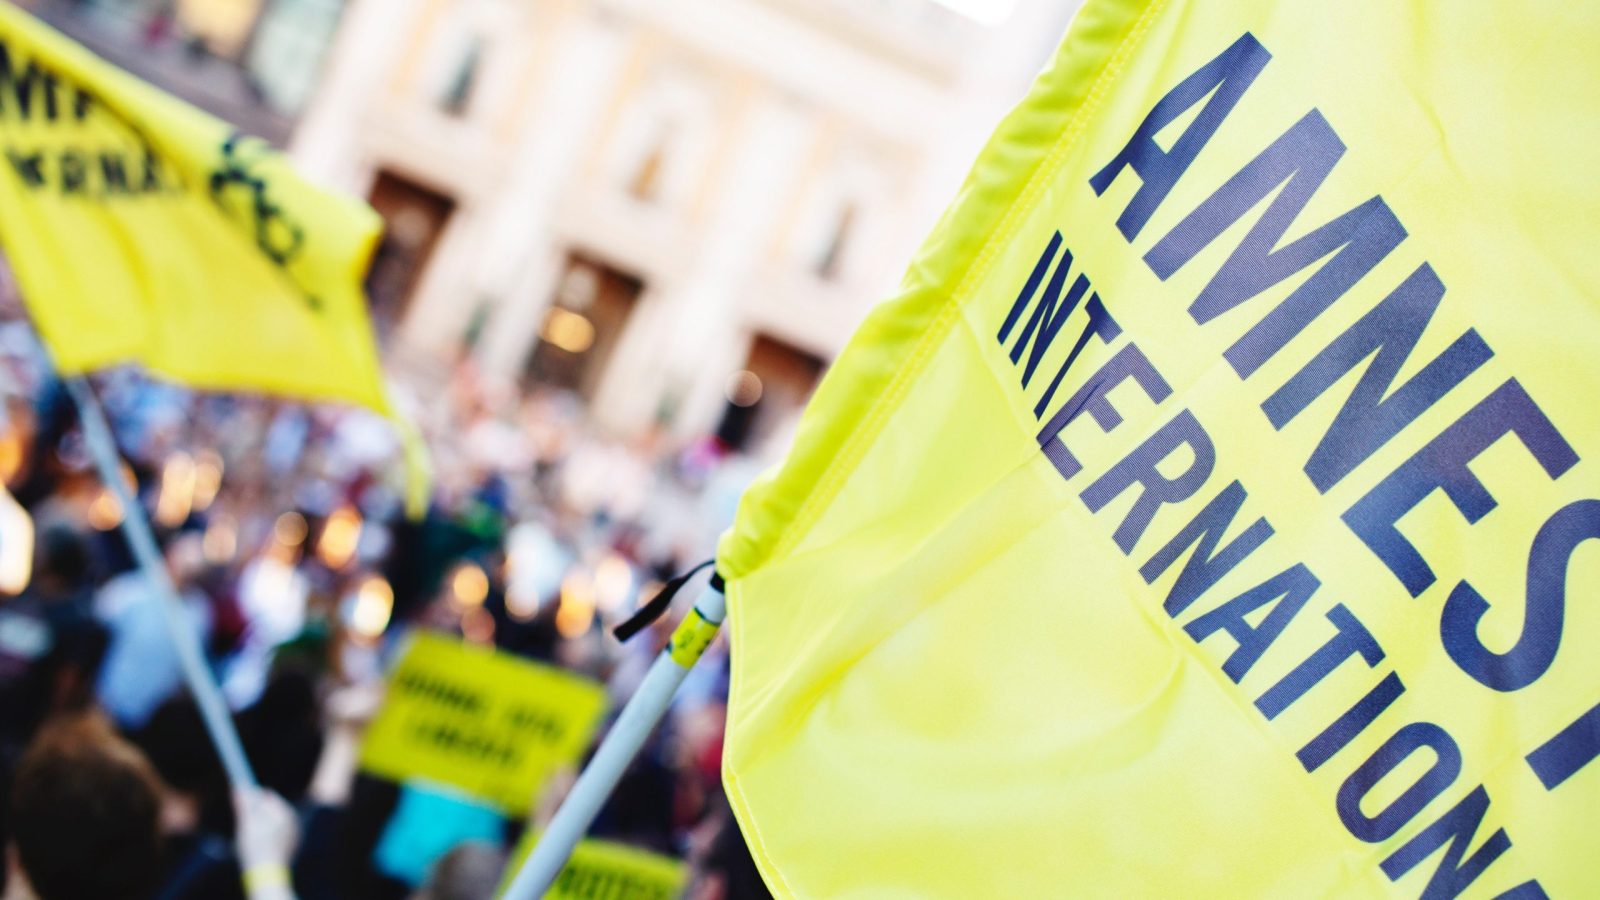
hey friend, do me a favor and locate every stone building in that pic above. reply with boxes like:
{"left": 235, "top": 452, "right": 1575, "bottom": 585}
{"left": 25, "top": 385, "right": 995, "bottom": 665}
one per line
{"left": 23, "top": 0, "right": 1076, "bottom": 451}
{"left": 294, "top": 0, "right": 1074, "bottom": 450}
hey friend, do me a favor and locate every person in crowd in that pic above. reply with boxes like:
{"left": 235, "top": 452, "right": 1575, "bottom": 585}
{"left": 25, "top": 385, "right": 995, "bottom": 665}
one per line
{"left": 138, "top": 696, "right": 243, "bottom": 900}
{"left": 232, "top": 786, "right": 300, "bottom": 900}
{"left": 94, "top": 530, "right": 213, "bottom": 732}
{"left": 4, "top": 712, "right": 165, "bottom": 900}
{"left": 0, "top": 526, "right": 107, "bottom": 876}
{"left": 0, "top": 527, "right": 104, "bottom": 752}
{"left": 5, "top": 710, "right": 306, "bottom": 900}
{"left": 410, "top": 843, "right": 507, "bottom": 900}
{"left": 0, "top": 324, "right": 777, "bottom": 900}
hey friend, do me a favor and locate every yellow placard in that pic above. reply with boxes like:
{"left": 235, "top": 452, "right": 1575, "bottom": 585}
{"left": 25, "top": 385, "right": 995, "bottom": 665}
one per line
{"left": 500, "top": 830, "right": 687, "bottom": 900}
{"left": 360, "top": 632, "right": 606, "bottom": 814}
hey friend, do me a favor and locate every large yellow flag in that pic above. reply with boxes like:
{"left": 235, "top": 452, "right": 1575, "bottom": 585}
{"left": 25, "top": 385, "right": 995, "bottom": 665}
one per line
{"left": 717, "top": 1, "right": 1599, "bottom": 896}
{"left": 0, "top": 7, "right": 423, "bottom": 501}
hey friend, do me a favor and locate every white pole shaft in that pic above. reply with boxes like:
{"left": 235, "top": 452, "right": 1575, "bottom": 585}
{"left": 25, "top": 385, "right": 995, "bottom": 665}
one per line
{"left": 503, "top": 582, "right": 727, "bottom": 900}
{"left": 65, "top": 376, "right": 257, "bottom": 788}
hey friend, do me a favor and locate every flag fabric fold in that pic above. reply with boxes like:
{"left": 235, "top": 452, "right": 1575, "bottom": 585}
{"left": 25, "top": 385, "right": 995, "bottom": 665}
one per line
{"left": 716, "top": 1, "right": 1599, "bottom": 896}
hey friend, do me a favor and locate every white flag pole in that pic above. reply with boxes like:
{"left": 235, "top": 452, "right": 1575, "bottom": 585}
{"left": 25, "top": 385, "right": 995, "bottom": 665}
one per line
{"left": 64, "top": 375, "right": 257, "bottom": 788}
{"left": 502, "top": 579, "right": 727, "bottom": 900}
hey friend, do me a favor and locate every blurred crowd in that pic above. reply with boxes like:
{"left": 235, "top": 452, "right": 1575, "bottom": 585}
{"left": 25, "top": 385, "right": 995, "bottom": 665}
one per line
{"left": 0, "top": 271, "right": 772, "bottom": 899}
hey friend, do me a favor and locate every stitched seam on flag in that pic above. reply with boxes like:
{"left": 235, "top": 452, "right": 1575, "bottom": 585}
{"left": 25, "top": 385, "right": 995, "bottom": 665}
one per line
{"left": 723, "top": 2, "right": 1173, "bottom": 894}
{"left": 724, "top": 769, "right": 796, "bottom": 897}
{"left": 721, "top": 577, "right": 800, "bottom": 899}
{"left": 760, "top": 0, "right": 1173, "bottom": 569}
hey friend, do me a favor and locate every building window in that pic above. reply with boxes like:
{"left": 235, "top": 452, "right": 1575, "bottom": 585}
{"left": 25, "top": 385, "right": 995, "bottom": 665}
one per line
{"left": 604, "top": 61, "right": 719, "bottom": 213}
{"left": 791, "top": 149, "right": 893, "bottom": 286}
{"left": 714, "top": 334, "right": 825, "bottom": 453}
{"left": 438, "top": 35, "right": 484, "bottom": 116}
{"left": 525, "top": 255, "right": 645, "bottom": 401}
{"left": 243, "top": 0, "right": 348, "bottom": 113}
{"left": 364, "top": 171, "right": 457, "bottom": 339}
{"left": 814, "top": 200, "right": 858, "bottom": 280}
{"left": 627, "top": 125, "right": 674, "bottom": 203}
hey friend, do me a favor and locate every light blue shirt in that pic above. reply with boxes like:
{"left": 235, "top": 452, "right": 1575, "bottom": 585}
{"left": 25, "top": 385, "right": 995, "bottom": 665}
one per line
{"left": 94, "top": 572, "right": 212, "bottom": 730}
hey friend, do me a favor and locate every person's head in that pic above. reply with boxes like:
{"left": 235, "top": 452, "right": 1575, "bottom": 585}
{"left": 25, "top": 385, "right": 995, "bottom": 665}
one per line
{"left": 136, "top": 696, "right": 232, "bottom": 834}
{"left": 411, "top": 842, "right": 507, "bottom": 900}
{"left": 9, "top": 713, "right": 164, "bottom": 900}
{"left": 31, "top": 525, "right": 89, "bottom": 597}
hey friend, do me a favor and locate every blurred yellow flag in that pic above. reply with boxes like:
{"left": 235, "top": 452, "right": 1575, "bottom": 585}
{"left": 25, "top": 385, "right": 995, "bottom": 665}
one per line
{"left": 0, "top": 7, "right": 425, "bottom": 506}
{"left": 717, "top": 1, "right": 1600, "bottom": 896}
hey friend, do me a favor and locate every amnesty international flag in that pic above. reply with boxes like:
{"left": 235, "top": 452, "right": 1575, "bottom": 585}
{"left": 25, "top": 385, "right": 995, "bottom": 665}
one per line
{"left": 0, "top": 7, "right": 421, "bottom": 495}
{"left": 717, "top": 1, "right": 1599, "bottom": 896}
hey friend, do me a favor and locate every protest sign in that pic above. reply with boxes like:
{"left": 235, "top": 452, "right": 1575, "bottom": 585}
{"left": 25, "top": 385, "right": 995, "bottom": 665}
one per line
{"left": 502, "top": 829, "right": 687, "bottom": 900}
{"left": 361, "top": 632, "right": 606, "bottom": 813}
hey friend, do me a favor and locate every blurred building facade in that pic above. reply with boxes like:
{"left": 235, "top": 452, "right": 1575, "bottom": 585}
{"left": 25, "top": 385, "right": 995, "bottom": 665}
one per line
{"left": 19, "top": 0, "right": 350, "bottom": 143}
{"left": 17, "top": 0, "right": 1077, "bottom": 452}
{"left": 292, "top": 0, "right": 1075, "bottom": 453}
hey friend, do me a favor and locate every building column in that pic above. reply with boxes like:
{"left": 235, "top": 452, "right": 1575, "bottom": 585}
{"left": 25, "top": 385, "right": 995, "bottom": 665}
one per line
{"left": 590, "top": 93, "right": 814, "bottom": 437}
{"left": 288, "top": 0, "right": 425, "bottom": 191}
{"left": 474, "top": 9, "right": 632, "bottom": 378}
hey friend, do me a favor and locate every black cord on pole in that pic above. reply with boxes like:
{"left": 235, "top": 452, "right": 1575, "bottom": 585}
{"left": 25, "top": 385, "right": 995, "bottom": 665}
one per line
{"left": 612, "top": 559, "right": 715, "bottom": 642}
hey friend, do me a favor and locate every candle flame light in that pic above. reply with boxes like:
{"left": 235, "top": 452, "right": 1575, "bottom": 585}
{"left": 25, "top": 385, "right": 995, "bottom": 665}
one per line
{"left": 316, "top": 504, "right": 362, "bottom": 570}
{"left": 274, "top": 511, "right": 308, "bottom": 547}
{"left": 349, "top": 575, "right": 394, "bottom": 641}
{"left": 555, "top": 567, "right": 596, "bottom": 638}
{"left": 0, "top": 431, "right": 24, "bottom": 484}
{"left": 87, "top": 488, "right": 123, "bottom": 531}
{"left": 593, "top": 553, "right": 634, "bottom": 613}
{"left": 155, "top": 452, "right": 196, "bottom": 527}
{"left": 449, "top": 561, "right": 489, "bottom": 609}
{"left": 192, "top": 449, "right": 223, "bottom": 511}
{"left": 203, "top": 515, "right": 238, "bottom": 564}
{"left": 0, "top": 485, "right": 33, "bottom": 595}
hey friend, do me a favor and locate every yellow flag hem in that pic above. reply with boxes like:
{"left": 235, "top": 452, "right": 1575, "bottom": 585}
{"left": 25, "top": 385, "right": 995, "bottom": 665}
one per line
{"left": 718, "top": 1, "right": 1169, "bottom": 895}
{"left": 713, "top": 0, "right": 1167, "bottom": 583}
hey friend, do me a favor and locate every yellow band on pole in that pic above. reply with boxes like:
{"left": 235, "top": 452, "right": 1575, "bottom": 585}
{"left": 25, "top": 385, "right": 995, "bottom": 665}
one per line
{"left": 667, "top": 608, "right": 721, "bottom": 667}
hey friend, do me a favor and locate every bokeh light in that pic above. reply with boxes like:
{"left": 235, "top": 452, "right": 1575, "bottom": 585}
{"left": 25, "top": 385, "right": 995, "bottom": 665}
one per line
{"left": 348, "top": 575, "right": 394, "bottom": 642}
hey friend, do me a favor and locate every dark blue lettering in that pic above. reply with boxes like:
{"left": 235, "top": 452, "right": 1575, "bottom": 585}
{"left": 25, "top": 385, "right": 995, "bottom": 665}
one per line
{"left": 998, "top": 232, "right": 1090, "bottom": 388}
{"left": 6, "top": 150, "right": 43, "bottom": 188}
{"left": 1145, "top": 111, "right": 1408, "bottom": 378}
{"left": 1031, "top": 294, "right": 1122, "bottom": 418}
{"left": 100, "top": 153, "right": 129, "bottom": 194}
{"left": 140, "top": 148, "right": 164, "bottom": 192}
{"left": 1298, "top": 671, "right": 1405, "bottom": 772}
{"left": 59, "top": 151, "right": 86, "bottom": 195}
{"left": 1441, "top": 498, "right": 1599, "bottom": 692}
{"left": 1090, "top": 33, "right": 1271, "bottom": 241}
{"left": 1338, "top": 722, "right": 1461, "bottom": 842}
{"left": 1526, "top": 700, "right": 1600, "bottom": 791}
{"left": 1185, "top": 563, "right": 1318, "bottom": 683}
{"left": 1379, "top": 786, "right": 1512, "bottom": 900}
{"left": 1140, "top": 480, "right": 1273, "bottom": 616}
{"left": 0, "top": 40, "right": 59, "bottom": 121}
{"left": 1255, "top": 604, "right": 1383, "bottom": 719}
{"left": 1036, "top": 343, "right": 1172, "bottom": 480}
{"left": 1081, "top": 410, "right": 1215, "bottom": 554}
{"left": 1263, "top": 263, "right": 1493, "bottom": 492}
{"left": 1344, "top": 379, "right": 1578, "bottom": 597}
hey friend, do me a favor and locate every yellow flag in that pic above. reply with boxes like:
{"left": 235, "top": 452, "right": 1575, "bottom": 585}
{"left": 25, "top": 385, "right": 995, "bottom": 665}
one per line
{"left": 717, "top": 1, "right": 1599, "bottom": 896}
{"left": 0, "top": 7, "right": 426, "bottom": 508}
